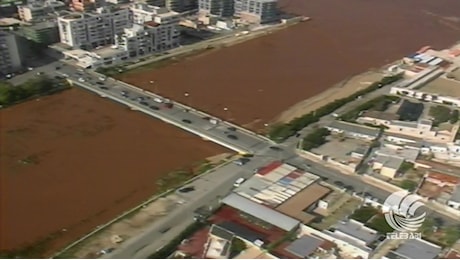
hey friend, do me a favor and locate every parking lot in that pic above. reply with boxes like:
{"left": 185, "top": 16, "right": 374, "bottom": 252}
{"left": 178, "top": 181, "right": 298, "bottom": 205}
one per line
{"left": 312, "top": 137, "right": 369, "bottom": 164}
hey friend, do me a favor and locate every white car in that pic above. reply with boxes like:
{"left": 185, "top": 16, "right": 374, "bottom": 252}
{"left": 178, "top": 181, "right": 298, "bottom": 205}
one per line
{"left": 99, "top": 76, "right": 106, "bottom": 81}
{"left": 153, "top": 97, "right": 163, "bottom": 103}
{"left": 78, "top": 77, "right": 85, "bottom": 82}
{"left": 234, "top": 177, "right": 246, "bottom": 187}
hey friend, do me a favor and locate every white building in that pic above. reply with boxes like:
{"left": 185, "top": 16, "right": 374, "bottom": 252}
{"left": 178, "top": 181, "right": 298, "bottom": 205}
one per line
{"left": 390, "top": 86, "right": 460, "bottom": 107}
{"left": 18, "top": 0, "right": 66, "bottom": 22}
{"left": 198, "top": 0, "right": 234, "bottom": 17}
{"left": 385, "top": 119, "right": 459, "bottom": 144}
{"left": 326, "top": 120, "right": 381, "bottom": 141}
{"left": 131, "top": 3, "right": 164, "bottom": 24}
{"left": 234, "top": 0, "right": 279, "bottom": 24}
{"left": 0, "top": 31, "right": 22, "bottom": 76}
{"left": 57, "top": 7, "right": 132, "bottom": 50}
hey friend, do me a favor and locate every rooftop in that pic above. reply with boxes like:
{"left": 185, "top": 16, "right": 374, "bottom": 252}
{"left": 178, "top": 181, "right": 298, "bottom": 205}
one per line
{"left": 374, "top": 155, "right": 404, "bottom": 170}
{"left": 221, "top": 193, "right": 300, "bottom": 232}
{"left": 216, "top": 221, "right": 266, "bottom": 243}
{"left": 275, "top": 183, "right": 331, "bottom": 224}
{"left": 92, "top": 46, "right": 125, "bottom": 58}
{"left": 393, "top": 238, "right": 442, "bottom": 259}
{"left": 235, "top": 161, "right": 320, "bottom": 208}
{"left": 284, "top": 235, "right": 324, "bottom": 258}
{"left": 360, "top": 111, "right": 400, "bottom": 121}
{"left": 209, "top": 224, "right": 234, "bottom": 241}
{"left": 426, "top": 172, "right": 460, "bottom": 185}
{"left": 375, "top": 146, "right": 419, "bottom": 162}
{"left": 327, "top": 120, "right": 380, "bottom": 138}
{"left": 445, "top": 249, "right": 460, "bottom": 259}
{"left": 334, "top": 219, "right": 379, "bottom": 245}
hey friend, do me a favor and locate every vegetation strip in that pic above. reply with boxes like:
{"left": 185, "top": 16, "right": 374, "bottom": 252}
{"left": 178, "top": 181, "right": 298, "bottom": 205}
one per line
{"left": 268, "top": 73, "right": 403, "bottom": 142}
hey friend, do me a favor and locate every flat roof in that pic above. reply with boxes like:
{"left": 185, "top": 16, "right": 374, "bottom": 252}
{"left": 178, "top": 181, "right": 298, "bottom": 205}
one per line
{"left": 221, "top": 193, "right": 300, "bottom": 231}
{"left": 275, "top": 183, "right": 330, "bottom": 224}
{"left": 361, "top": 111, "right": 399, "bottom": 121}
{"left": 375, "top": 146, "right": 419, "bottom": 162}
{"left": 393, "top": 238, "right": 442, "bottom": 259}
{"left": 92, "top": 46, "right": 125, "bottom": 58}
{"left": 285, "top": 235, "right": 324, "bottom": 258}
{"left": 374, "top": 155, "right": 404, "bottom": 170}
{"left": 334, "top": 219, "right": 378, "bottom": 245}
{"left": 328, "top": 120, "right": 380, "bottom": 138}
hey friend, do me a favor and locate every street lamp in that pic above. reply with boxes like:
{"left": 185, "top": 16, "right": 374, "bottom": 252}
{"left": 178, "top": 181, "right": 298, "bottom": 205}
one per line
{"left": 150, "top": 80, "right": 158, "bottom": 93}
{"left": 223, "top": 107, "right": 229, "bottom": 120}
{"left": 184, "top": 92, "right": 190, "bottom": 107}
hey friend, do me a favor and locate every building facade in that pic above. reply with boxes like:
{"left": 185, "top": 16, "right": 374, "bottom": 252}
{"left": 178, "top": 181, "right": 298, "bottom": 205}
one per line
{"left": 116, "top": 17, "right": 179, "bottom": 58}
{"left": 57, "top": 7, "right": 132, "bottom": 49}
{"left": 21, "top": 21, "right": 59, "bottom": 45}
{"left": 17, "top": 0, "right": 66, "bottom": 22}
{"left": 234, "top": 0, "right": 278, "bottom": 24}
{"left": 165, "top": 0, "right": 196, "bottom": 12}
{"left": 70, "top": 0, "right": 105, "bottom": 12}
{"left": 198, "top": 0, "right": 234, "bottom": 17}
{"left": 0, "top": 31, "right": 22, "bottom": 76}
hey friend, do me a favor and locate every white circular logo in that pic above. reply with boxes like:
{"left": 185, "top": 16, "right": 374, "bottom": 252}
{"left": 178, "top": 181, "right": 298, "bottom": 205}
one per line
{"left": 383, "top": 191, "right": 426, "bottom": 232}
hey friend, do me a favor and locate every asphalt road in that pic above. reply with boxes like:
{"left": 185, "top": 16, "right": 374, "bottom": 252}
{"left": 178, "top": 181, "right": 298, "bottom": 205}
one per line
{"left": 19, "top": 60, "right": 457, "bottom": 258}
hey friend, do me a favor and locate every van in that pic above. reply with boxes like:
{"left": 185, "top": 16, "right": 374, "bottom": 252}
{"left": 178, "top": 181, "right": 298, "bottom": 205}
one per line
{"left": 234, "top": 177, "right": 246, "bottom": 187}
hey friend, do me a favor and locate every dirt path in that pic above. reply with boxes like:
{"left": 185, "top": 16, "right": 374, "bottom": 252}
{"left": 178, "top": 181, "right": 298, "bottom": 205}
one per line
{"left": 274, "top": 70, "right": 384, "bottom": 124}
{"left": 0, "top": 88, "right": 226, "bottom": 255}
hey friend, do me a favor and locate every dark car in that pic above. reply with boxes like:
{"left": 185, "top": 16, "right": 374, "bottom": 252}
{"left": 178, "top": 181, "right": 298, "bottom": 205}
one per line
{"left": 164, "top": 103, "right": 173, "bottom": 109}
{"left": 227, "top": 134, "right": 238, "bottom": 140}
{"left": 344, "top": 185, "right": 354, "bottom": 192}
{"left": 178, "top": 186, "right": 195, "bottom": 193}
{"left": 55, "top": 66, "right": 61, "bottom": 70}
{"left": 227, "top": 126, "right": 237, "bottom": 131}
{"left": 140, "top": 101, "right": 149, "bottom": 106}
{"left": 96, "top": 81, "right": 104, "bottom": 85}
{"left": 182, "top": 119, "right": 192, "bottom": 124}
{"left": 150, "top": 105, "right": 159, "bottom": 110}
{"left": 269, "top": 146, "right": 283, "bottom": 151}
{"left": 99, "top": 86, "right": 109, "bottom": 90}
{"left": 334, "top": 181, "right": 345, "bottom": 187}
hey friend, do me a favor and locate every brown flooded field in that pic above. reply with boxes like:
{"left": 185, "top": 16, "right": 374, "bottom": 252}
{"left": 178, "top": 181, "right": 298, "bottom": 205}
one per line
{"left": 119, "top": 0, "right": 460, "bottom": 130}
{"left": 0, "top": 89, "right": 226, "bottom": 254}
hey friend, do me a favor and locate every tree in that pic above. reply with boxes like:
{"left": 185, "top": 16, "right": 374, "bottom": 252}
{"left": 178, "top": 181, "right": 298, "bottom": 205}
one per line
{"left": 450, "top": 110, "right": 459, "bottom": 124}
{"left": 400, "top": 180, "right": 418, "bottom": 192}
{"left": 442, "top": 225, "right": 460, "bottom": 245}
{"left": 230, "top": 238, "right": 247, "bottom": 257}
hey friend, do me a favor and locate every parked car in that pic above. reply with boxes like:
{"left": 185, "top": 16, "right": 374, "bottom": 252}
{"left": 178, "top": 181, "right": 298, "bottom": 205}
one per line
{"left": 182, "top": 119, "right": 192, "bottom": 124}
{"left": 233, "top": 177, "right": 246, "bottom": 187}
{"left": 227, "top": 134, "right": 238, "bottom": 140}
{"left": 233, "top": 158, "right": 250, "bottom": 166}
{"left": 178, "top": 186, "right": 195, "bottom": 193}
{"left": 150, "top": 105, "right": 159, "bottom": 110}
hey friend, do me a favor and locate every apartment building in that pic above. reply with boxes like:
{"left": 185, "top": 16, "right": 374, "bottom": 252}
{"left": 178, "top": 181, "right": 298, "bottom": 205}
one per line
{"left": 165, "top": 0, "right": 197, "bottom": 13}
{"left": 70, "top": 0, "right": 105, "bottom": 12}
{"left": 131, "top": 3, "right": 163, "bottom": 24}
{"left": 0, "top": 31, "right": 22, "bottom": 76}
{"left": 234, "top": 0, "right": 278, "bottom": 24}
{"left": 17, "top": 0, "right": 66, "bottom": 22}
{"left": 57, "top": 7, "right": 131, "bottom": 49}
{"left": 198, "top": 0, "right": 234, "bottom": 17}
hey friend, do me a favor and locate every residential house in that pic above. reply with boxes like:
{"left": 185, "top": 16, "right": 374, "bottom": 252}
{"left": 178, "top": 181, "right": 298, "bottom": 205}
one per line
{"left": 356, "top": 111, "right": 399, "bottom": 127}
{"left": 385, "top": 119, "right": 459, "bottom": 144}
{"left": 326, "top": 120, "right": 381, "bottom": 141}
{"left": 204, "top": 225, "right": 234, "bottom": 259}
{"left": 323, "top": 219, "right": 379, "bottom": 258}
{"left": 424, "top": 172, "right": 460, "bottom": 188}
{"left": 372, "top": 155, "right": 405, "bottom": 179}
{"left": 384, "top": 238, "right": 442, "bottom": 259}
{"left": 284, "top": 234, "right": 335, "bottom": 259}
